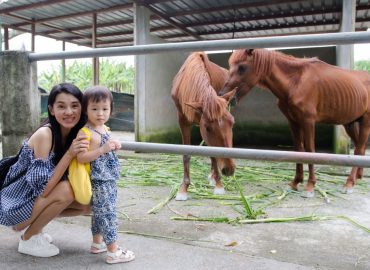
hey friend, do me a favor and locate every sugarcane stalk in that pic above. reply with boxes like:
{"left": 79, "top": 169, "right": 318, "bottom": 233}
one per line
{"left": 147, "top": 185, "right": 178, "bottom": 214}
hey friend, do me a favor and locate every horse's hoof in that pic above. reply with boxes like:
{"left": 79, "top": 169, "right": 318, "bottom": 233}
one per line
{"left": 208, "top": 174, "right": 216, "bottom": 186}
{"left": 341, "top": 187, "right": 353, "bottom": 194}
{"left": 175, "top": 192, "right": 188, "bottom": 201}
{"left": 301, "top": 190, "right": 315, "bottom": 198}
{"left": 213, "top": 187, "right": 225, "bottom": 195}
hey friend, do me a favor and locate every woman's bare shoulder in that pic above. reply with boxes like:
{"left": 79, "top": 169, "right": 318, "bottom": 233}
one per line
{"left": 28, "top": 126, "right": 53, "bottom": 150}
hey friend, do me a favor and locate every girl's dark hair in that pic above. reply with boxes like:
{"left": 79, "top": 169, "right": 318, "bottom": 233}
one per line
{"left": 41, "top": 83, "right": 86, "bottom": 163}
{"left": 82, "top": 85, "right": 113, "bottom": 115}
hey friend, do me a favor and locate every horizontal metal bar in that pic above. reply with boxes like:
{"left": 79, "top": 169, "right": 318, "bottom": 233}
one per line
{"left": 29, "top": 31, "right": 370, "bottom": 61}
{"left": 121, "top": 141, "right": 370, "bottom": 168}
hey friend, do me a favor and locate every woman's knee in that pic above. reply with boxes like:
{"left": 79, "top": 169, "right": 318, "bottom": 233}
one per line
{"left": 54, "top": 181, "right": 75, "bottom": 204}
{"left": 81, "top": 204, "right": 91, "bottom": 215}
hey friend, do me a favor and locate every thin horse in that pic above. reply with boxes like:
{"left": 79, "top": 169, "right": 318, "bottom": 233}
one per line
{"left": 171, "top": 52, "right": 236, "bottom": 201}
{"left": 220, "top": 49, "right": 370, "bottom": 197}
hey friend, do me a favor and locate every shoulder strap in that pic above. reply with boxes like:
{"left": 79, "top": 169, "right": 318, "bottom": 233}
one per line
{"left": 80, "top": 127, "right": 91, "bottom": 141}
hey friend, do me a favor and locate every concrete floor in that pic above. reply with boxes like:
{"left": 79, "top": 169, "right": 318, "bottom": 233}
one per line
{"left": 0, "top": 132, "right": 369, "bottom": 269}
{"left": 2, "top": 176, "right": 368, "bottom": 269}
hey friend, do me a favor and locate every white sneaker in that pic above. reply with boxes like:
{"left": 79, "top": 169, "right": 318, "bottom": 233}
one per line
{"left": 18, "top": 234, "right": 59, "bottom": 257}
{"left": 42, "top": 232, "right": 53, "bottom": 243}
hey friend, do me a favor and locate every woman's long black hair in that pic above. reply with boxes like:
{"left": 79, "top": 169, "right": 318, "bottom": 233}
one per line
{"left": 41, "top": 83, "right": 86, "bottom": 163}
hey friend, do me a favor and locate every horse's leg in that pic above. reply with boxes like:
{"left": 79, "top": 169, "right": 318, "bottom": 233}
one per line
{"left": 288, "top": 122, "right": 305, "bottom": 190}
{"left": 209, "top": 157, "right": 225, "bottom": 195}
{"left": 175, "top": 113, "right": 192, "bottom": 201}
{"left": 301, "top": 119, "right": 316, "bottom": 198}
{"left": 208, "top": 160, "right": 216, "bottom": 186}
{"left": 343, "top": 117, "right": 370, "bottom": 193}
{"left": 344, "top": 122, "right": 361, "bottom": 184}
{"left": 279, "top": 103, "right": 304, "bottom": 190}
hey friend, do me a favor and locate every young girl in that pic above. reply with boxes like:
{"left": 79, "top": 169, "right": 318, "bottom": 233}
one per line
{"left": 76, "top": 86, "right": 134, "bottom": 265}
{"left": 0, "top": 83, "right": 90, "bottom": 257}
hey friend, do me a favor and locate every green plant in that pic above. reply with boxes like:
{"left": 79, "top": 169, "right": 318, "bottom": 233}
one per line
{"left": 354, "top": 60, "right": 370, "bottom": 72}
{"left": 38, "top": 59, "right": 135, "bottom": 94}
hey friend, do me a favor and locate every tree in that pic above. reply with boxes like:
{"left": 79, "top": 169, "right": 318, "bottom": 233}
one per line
{"left": 354, "top": 60, "right": 370, "bottom": 72}
{"left": 38, "top": 59, "right": 135, "bottom": 94}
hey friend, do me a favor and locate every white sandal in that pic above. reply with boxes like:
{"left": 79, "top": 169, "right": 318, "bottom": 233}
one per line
{"left": 90, "top": 242, "right": 107, "bottom": 254}
{"left": 106, "top": 247, "right": 135, "bottom": 264}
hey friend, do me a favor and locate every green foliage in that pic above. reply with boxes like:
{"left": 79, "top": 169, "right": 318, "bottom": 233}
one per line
{"left": 354, "top": 60, "right": 370, "bottom": 72}
{"left": 38, "top": 58, "right": 135, "bottom": 94}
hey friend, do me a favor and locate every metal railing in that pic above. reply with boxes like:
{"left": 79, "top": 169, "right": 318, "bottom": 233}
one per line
{"left": 121, "top": 142, "right": 370, "bottom": 168}
{"left": 29, "top": 31, "right": 370, "bottom": 61}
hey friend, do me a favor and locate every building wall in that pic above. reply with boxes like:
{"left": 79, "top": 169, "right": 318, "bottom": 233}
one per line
{"left": 134, "top": 5, "right": 187, "bottom": 142}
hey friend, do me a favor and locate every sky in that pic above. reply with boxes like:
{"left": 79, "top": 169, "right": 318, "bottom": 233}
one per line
{"left": 2, "top": 32, "right": 370, "bottom": 74}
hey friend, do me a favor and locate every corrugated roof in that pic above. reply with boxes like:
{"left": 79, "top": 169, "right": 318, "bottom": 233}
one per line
{"left": 1, "top": 0, "right": 370, "bottom": 48}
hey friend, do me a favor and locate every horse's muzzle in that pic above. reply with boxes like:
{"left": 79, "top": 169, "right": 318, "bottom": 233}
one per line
{"left": 221, "top": 159, "right": 235, "bottom": 176}
{"left": 222, "top": 167, "right": 235, "bottom": 176}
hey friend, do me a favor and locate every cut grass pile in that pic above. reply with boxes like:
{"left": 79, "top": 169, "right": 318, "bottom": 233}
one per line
{"left": 118, "top": 153, "right": 370, "bottom": 233}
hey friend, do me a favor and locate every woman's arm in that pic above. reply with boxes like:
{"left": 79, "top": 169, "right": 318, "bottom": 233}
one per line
{"left": 43, "top": 132, "right": 89, "bottom": 197}
{"left": 42, "top": 148, "right": 74, "bottom": 197}
{"left": 29, "top": 127, "right": 88, "bottom": 197}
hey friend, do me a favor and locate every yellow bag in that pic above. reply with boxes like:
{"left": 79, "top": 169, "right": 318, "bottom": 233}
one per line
{"left": 68, "top": 127, "right": 92, "bottom": 205}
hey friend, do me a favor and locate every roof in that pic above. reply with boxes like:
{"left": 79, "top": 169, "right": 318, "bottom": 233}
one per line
{"left": 1, "top": 0, "right": 370, "bottom": 48}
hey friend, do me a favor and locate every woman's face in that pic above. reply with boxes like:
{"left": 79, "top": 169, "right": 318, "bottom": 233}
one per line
{"left": 49, "top": 92, "right": 82, "bottom": 131}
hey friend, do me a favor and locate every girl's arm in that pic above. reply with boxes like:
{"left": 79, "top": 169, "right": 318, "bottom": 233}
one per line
{"left": 76, "top": 138, "right": 115, "bottom": 163}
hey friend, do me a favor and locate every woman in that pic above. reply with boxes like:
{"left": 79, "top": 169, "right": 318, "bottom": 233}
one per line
{"left": 0, "top": 83, "right": 90, "bottom": 257}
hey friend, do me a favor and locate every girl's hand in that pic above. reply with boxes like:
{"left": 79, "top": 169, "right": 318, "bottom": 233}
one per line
{"left": 69, "top": 134, "right": 89, "bottom": 157}
{"left": 111, "top": 139, "right": 121, "bottom": 151}
{"left": 101, "top": 140, "right": 116, "bottom": 154}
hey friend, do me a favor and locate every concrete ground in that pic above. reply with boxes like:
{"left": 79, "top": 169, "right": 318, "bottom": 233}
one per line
{"left": 0, "top": 181, "right": 369, "bottom": 270}
{"left": 0, "top": 132, "right": 369, "bottom": 269}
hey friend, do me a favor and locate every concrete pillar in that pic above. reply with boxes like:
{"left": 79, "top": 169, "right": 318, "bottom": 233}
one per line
{"left": 133, "top": 4, "right": 187, "bottom": 143}
{"left": 0, "top": 24, "right": 2, "bottom": 51}
{"left": 0, "top": 26, "right": 2, "bottom": 153}
{"left": 134, "top": 3, "right": 150, "bottom": 141}
{"left": 337, "top": 0, "right": 355, "bottom": 69}
{"left": 333, "top": 0, "right": 355, "bottom": 154}
{"left": 0, "top": 51, "right": 39, "bottom": 156}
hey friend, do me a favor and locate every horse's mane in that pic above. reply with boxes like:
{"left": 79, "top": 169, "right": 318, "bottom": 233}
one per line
{"left": 172, "top": 52, "right": 228, "bottom": 123}
{"left": 229, "top": 49, "right": 321, "bottom": 77}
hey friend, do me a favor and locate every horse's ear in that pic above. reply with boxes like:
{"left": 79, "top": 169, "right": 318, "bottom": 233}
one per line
{"left": 222, "top": 88, "right": 237, "bottom": 103}
{"left": 245, "top": 49, "right": 254, "bottom": 56}
{"left": 185, "top": 102, "right": 203, "bottom": 114}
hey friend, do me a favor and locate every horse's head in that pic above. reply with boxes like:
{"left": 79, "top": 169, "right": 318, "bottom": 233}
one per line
{"left": 220, "top": 49, "right": 259, "bottom": 102}
{"left": 185, "top": 90, "right": 236, "bottom": 176}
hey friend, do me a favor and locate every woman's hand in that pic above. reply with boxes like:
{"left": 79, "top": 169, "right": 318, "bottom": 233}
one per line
{"left": 68, "top": 134, "right": 89, "bottom": 157}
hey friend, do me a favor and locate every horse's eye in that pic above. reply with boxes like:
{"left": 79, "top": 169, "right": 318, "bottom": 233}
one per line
{"left": 205, "top": 126, "right": 211, "bottom": 132}
{"left": 238, "top": 65, "right": 247, "bottom": 74}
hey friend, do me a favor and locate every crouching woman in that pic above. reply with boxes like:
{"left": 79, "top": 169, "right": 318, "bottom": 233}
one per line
{"left": 0, "top": 83, "right": 90, "bottom": 257}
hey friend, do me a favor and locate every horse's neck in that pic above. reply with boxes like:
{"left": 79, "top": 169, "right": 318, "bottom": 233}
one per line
{"left": 208, "top": 63, "right": 228, "bottom": 93}
{"left": 260, "top": 57, "right": 303, "bottom": 100}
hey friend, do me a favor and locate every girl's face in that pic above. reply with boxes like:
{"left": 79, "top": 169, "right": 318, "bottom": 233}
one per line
{"left": 49, "top": 92, "right": 82, "bottom": 131}
{"left": 86, "top": 98, "right": 111, "bottom": 127}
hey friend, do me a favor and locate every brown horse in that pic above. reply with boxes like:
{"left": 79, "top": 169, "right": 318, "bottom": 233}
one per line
{"left": 171, "top": 52, "right": 236, "bottom": 201}
{"left": 220, "top": 49, "right": 370, "bottom": 197}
